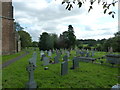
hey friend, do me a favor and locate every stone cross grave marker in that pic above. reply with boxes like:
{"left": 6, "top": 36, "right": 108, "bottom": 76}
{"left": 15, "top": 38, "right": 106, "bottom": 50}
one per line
{"left": 72, "top": 57, "right": 79, "bottom": 69}
{"left": 54, "top": 56, "right": 59, "bottom": 63}
{"left": 63, "top": 55, "right": 68, "bottom": 61}
{"left": 43, "top": 57, "right": 49, "bottom": 66}
{"left": 26, "top": 62, "right": 37, "bottom": 88}
{"left": 61, "top": 61, "right": 68, "bottom": 76}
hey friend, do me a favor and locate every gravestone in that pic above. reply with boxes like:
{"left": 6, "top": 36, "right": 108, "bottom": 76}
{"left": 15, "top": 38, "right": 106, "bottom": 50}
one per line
{"left": 56, "top": 51, "right": 61, "bottom": 59}
{"left": 48, "top": 50, "right": 52, "bottom": 56}
{"left": 26, "top": 62, "right": 37, "bottom": 88}
{"left": 86, "top": 52, "right": 89, "bottom": 57}
{"left": 61, "top": 61, "right": 68, "bottom": 76}
{"left": 106, "top": 54, "right": 120, "bottom": 65}
{"left": 40, "top": 51, "right": 44, "bottom": 57}
{"left": 41, "top": 54, "right": 46, "bottom": 61}
{"left": 80, "top": 51, "right": 84, "bottom": 57}
{"left": 76, "top": 50, "right": 80, "bottom": 56}
{"left": 43, "top": 57, "right": 49, "bottom": 66}
{"left": 66, "top": 51, "right": 70, "bottom": 57}
{"left": 29, "top": 52, "right": 37, "bottom": 67}
{"left": 63, "top": 55, "right": 68, "bottom": 61}
{"left": 72, "top": 57, "right": 79, "bottom": 69}
{"left": 54, "top": 56, "right": 59, "bottom": 63}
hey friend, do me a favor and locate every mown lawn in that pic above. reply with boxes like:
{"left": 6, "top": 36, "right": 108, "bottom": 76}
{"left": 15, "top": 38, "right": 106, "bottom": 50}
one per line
{"left": 2, "top": 49, "right": 119, "bottom": 88}
{"left": 2, "top": 51, "right": 25, "bottom": 64}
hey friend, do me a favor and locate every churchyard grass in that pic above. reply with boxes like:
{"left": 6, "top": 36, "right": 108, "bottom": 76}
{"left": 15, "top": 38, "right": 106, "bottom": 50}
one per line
{"left": 2, "top": 49, "right": 119, "bottom": 88}
{"left": 2, "top": 51, "right": 25, "bottom": 64}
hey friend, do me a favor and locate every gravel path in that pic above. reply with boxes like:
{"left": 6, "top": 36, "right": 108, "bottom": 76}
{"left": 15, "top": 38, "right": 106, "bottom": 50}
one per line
{"left": 2, "top": 51, "right": 29, "bottom": 69}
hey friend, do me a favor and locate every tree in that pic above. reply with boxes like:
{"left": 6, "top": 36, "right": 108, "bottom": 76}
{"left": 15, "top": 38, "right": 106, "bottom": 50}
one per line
{"left": 67, "top": 25, "right": 76, "bottom": 48}
{"left": 38, "top": 32, "right": 58, "bottom": 50}
{"left": 61, "top": 0, "right": 118, "bottom": 18}
{"left": 18, "top": 30, "right": 32, "bottom": 49}
{"left": 59, "top": 25, "right": 76, "bottom": 49}
{"left": 14, "top": 22, "right": 24, "bottom": 31}
{"left": 32, "top": 41, "right": 38, "bottom": 47}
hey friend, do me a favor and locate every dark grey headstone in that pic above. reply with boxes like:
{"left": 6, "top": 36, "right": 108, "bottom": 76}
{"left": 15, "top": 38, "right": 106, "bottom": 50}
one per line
{"left": 26, "top": 62, "right": 37, "bottom": 88}
{"left": 86, "top": 52, "right": 89, "bottom": 57}
{"left": 43, "top": 57, "right": 49, "bottom": 66}
{"left": 63, "top": 55, "right": 68, "bottom": 61}
{"left": 41, "top": 54, "right": 46, "bottom": 61}
{"left": 73, "top": 57, "right": 79, "bottom": 69}
{"left": 54, "top": 56, "right": 59, "bottom": 63}
{"left": 61, "top": 61, "right": 68, "bottom": 76}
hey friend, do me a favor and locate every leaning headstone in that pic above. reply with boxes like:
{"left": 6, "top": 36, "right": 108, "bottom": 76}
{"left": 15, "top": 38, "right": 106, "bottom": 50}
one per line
{"left": 26, "top": 62, "right": 37, "bottom": 88}
{"left": 54, "top": 56, "right": 59, "bottom": 63}
{"left": 63, "top": 55, "right": 68, "bottom": 61}
{"left": 61, "top": 61, "right": 68, "bottom": 76}
{"left": 72, "top": 57, "right": 79, "bottom": 69}
{"left": 43, "top": 57, "right": 49, "bottom": 66}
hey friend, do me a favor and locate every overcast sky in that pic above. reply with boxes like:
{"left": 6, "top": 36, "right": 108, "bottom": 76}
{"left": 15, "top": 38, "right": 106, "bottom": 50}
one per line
{"left": 12, "top": 0, "right": 118, "bottom": 41}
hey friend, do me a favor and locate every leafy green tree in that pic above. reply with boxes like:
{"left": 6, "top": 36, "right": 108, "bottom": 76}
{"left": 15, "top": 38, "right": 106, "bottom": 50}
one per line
{"left": 18, "top": 30, "right": 32, "bottom": 49}
{"left": 59, "top": 25, "right": 76, "bottom": 49}
{"left": 14, "top": 22, "right": 24, "bottom": 31}
{"left": 32, "top": 41, "right": 38, "bottom": 47}
{"left": 38, "top": 32, "right": 58, "bottom": 50}
{"left": 67, "top": 25, "right": 76, "bottom": 48}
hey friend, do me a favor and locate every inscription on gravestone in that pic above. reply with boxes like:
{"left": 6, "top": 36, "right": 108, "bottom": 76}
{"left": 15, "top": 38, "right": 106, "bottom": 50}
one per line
{"left": 61, "top": 61, "right": 68, "bottom": 76}
{"left": 26, "top": 62, "right": 37, "bottom": 88}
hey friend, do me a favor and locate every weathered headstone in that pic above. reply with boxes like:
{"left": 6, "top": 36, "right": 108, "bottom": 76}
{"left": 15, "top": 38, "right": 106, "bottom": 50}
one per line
{"left": 40, "top": 51, "right": 44, "bottom": 57}
{"left": 66, "top": 51, "right": 70, "bottom": 57}
{"left": 43, "top": 57, "right": 49, "bottom": 66}
{"left": 29, "top": 52, "right": 37, "bottom": 67}
{"left": 72, "top": 57, "right": 79, "bottom": 69}
{"left": 86, "top": 52, "right": 89, "bottom": 57}
{"left": 76, "top": 50, "right": 80, "bottom": 56}
{"left": 26, "top": 62, "right": 37, "bottom": 88}
{"left": 48, "top": 50, "right": 52, "bottom": 56}
{"left": 106, "top": 54, "right": 120, "bottom": 65}
{"left": 61, "top": 61, "right": 68, "bottom": 76}
{"left": 54, "top": 56, "right": 59, "bottom": 63}
{"left": 63, "top": 55, "right": 68, "bottom": 61}
{"left": 56, "top": 51, "right": 61, "bottom": 59}
{"left": 41, "top": 54, "right": 46, "bottom": 61}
